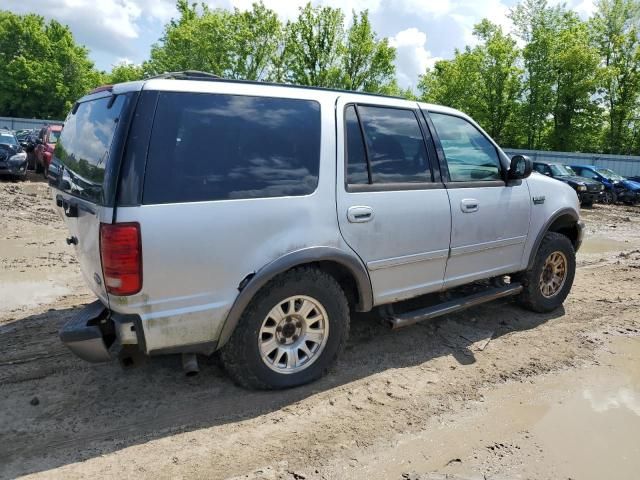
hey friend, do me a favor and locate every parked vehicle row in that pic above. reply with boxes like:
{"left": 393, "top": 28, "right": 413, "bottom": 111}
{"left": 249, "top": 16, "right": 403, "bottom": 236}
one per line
{"left": 532, "top": 160, "right": 640, "bottom": 207}
{"left": 0, "top": 124, "right": 63, "bottom": 180}
{"left": 532, "top": 161, "right": 604, "bottom": 207}
{"left": 570, "top": 165, "right": 640, "bottom": 205}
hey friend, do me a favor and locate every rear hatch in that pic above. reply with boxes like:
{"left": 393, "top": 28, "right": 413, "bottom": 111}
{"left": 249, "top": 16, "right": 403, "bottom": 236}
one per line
{"left": 49, "top": 89, "right": 138, "bottom": 306}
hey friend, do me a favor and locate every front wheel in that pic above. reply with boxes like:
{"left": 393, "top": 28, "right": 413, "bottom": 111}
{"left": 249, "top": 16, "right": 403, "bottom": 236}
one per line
{"left": 515, "top": 232, "right": 576, "bottom": 313}
{"left": 220, "top": 267, "right": 350, "bottom": 390}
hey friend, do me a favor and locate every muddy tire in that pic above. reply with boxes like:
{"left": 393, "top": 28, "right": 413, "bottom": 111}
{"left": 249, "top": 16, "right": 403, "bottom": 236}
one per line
{"left": 516, "top": 232, "right": 576, "bottom": 313}
{"left": 220, "top": 267, "right": 350, "bottom": 390}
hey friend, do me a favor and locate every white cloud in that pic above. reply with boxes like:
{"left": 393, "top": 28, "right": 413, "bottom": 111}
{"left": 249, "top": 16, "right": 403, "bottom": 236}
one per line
{"left": 390, "top": 28, "right": 440, "bottom": 89}
{"left": 4, "top": 0, "right": 177, "bottom": 57}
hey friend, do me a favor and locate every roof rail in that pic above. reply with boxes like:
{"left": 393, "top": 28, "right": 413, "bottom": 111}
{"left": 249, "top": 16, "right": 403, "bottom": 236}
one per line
{"left": 143, "top": 70, "right": 407, "bottom": 101}
{"left": 147, "top": 70, "right": 222, "bottom": 81}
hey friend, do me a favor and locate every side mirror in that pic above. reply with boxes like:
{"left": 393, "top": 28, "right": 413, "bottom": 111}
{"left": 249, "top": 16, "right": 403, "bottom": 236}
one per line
{"left": 508, "top": 155, "right": 532, "bottom": 180}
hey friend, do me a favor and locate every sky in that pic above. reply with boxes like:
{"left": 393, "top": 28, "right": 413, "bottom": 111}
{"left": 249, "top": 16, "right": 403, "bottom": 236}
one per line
{"left": 6, "top": 0, "right": 597, "bottom": 90}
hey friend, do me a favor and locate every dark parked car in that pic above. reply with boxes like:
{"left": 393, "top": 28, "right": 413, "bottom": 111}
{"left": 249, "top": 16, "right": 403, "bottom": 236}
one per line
{"left": 0, "top": 129, "right": 28, "bottom": 180}
{"left": 16, "top": 129, "right": 38, "bottom": 170}
{"left": 533, "top": 161, "right": 603, "bottom": 207}
{"left": 570, "top": 165, "right": 640, "bottom": 205}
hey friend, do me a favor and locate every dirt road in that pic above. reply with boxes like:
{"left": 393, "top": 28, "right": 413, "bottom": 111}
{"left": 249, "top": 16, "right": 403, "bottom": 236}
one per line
{"left": 1, "top": 175, "right": 639, "bottom": 480}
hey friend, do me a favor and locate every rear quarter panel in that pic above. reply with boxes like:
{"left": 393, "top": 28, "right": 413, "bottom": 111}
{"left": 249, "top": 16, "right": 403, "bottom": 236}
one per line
{"left": 110, "top": 88, "right": 346, "bottom": 353}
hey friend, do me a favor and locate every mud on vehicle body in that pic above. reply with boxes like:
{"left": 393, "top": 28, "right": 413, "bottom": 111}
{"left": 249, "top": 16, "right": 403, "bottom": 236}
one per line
{"left": 52, "top": 72, "right": 584, "bottom": 389}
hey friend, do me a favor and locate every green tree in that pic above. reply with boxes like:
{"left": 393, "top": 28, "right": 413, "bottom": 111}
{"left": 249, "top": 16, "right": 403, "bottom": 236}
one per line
{"left": 283, "top": 3, "right": 344, "bottom": 87}
{"left": 419, "top": 49, "right": 482, "bottom": 116}
{"left": 510, "top": 0, "right": 563, "bottom": 149}
{"left": 228, "top": 3, "right": 282, "bottom": 80}
{"left": 590, "top": 0, "right": 640, "bottom": 154}
{"left": 548, "top": 13, "right": 601, "bottom": 151}
{"left": 106, "top": 62, "right": 144, "bottom": 84}
{"left": 419, "top": 20, "right": 520, "bottom": 144}
{"left": 0, "top": 11, "right": 101, "bottom": 119}
{"left": 341, "top": 10, "right": 396, "bottom": 92}
{"left": 145, "top": 0, "right": 234, "bottom": 76}
{"left": 471, "top": 20, "right": 521, "bottom": 144}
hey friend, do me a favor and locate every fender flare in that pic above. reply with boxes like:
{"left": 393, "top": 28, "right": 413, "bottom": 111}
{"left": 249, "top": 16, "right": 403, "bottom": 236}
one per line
{"left": 217, "top": 246, "right": 373, "bottom": 347}
{"left": 526, "top": 208, "right": 581, "bottom": 270}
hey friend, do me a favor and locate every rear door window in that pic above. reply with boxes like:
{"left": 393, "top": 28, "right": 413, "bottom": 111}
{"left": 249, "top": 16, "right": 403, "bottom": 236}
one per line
{"left": 143, "top": 93, "right": 321, "bottom": 204}
{"left": 344, "top": 104, "right": 432, "bottom": 186}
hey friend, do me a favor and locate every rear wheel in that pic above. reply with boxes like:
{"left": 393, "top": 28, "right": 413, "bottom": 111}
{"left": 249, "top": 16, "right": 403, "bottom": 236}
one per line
{"left": 516, "top": 232, "right": 576, "bottom": 313}
{"left": 221, "top": 267, "right": 350, "bottom": 390}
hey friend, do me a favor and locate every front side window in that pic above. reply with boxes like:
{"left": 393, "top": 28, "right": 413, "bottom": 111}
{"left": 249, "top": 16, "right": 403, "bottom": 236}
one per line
{"left": 144, "top": 93, "right": 321, "bottom": 204}
{"left": 344, "top": 104, "right": 431, "bottom": 186}
{"left": 429, "top": 113, "right": 502, "bottom": 182}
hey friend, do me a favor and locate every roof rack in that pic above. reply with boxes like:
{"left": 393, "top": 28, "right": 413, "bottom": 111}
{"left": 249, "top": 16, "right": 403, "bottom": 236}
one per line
{"left": 143, "top": 70, "right": 406, "bottom": 101}
{"left": 147, "top": 70, "right": 222, "bottom": 81}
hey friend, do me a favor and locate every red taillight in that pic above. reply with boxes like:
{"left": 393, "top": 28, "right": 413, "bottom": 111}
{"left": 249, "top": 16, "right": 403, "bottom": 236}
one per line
{"left": 100, "top": 223, "right": 142, "bottom": 296}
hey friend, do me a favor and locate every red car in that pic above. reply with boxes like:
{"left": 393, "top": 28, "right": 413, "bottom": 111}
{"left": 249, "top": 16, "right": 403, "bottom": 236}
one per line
{"left": 35, "top": 124, "right": 63, "bottom": 176}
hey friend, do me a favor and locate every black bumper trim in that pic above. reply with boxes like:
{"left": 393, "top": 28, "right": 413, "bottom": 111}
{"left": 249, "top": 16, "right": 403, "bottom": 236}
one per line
{"left": 59, "top": 301, "right": 112, "bottom": 363}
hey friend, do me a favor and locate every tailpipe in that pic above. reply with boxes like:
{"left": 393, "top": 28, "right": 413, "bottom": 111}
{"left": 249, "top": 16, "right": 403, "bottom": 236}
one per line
{"left": 182, "top": 353, "right": 199, "bottom": 376}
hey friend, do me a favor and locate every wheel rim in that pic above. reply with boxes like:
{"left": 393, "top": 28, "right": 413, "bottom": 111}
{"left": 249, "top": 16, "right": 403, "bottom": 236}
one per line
{"left": 258, "top": 295, "right": 329, "bottom": 374}
{"left": 539, "top": 251, "right": 568, "bottom": 298}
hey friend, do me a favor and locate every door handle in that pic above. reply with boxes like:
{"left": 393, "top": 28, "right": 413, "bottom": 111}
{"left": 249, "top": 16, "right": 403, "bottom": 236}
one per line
{"left": 347, "top": 206, "right": 374, "bottom": 223}
{"left": 460, "top": 199, "right": 479, "bottom": 213}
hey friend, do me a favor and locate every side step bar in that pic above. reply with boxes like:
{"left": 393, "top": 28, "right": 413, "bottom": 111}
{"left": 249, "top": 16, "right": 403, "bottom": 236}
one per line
{"left": 388, "top": 283, "right": 523, "bottom": 329}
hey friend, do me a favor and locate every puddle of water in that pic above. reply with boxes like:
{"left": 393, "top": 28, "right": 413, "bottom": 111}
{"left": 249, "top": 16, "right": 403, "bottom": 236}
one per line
{"left": 340, "top": 336, "right": 640, "bottom": 480}
{"left": 580, "top": 236, "right": 637, "bottom": 254}
{"left": 0, "top": 273, "right": 70, "bottom": 312}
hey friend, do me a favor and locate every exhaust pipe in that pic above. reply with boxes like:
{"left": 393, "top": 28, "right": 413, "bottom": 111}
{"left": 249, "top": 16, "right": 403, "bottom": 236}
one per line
{"left": 182, "top": 353, "right": 199, "bottom": 376}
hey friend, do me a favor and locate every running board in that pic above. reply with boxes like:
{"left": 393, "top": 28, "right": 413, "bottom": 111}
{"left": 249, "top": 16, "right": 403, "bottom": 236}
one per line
{"left": 387, "top": 283, "right": 523, "bottom": 329}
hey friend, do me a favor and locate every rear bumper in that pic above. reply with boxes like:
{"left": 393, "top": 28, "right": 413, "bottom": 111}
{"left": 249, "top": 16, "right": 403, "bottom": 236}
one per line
{"left": 59, "top": 301, "right": 113, "bottom": 362}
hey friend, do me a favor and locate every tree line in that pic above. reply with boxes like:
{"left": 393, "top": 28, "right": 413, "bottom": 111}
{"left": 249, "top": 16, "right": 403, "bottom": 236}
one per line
{"left": 1, "top": 0, "right": 640, "bottom": 155}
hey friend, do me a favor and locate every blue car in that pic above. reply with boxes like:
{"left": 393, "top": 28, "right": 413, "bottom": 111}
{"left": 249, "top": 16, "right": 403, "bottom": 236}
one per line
{"left": 570, "top": 165, "right": 640, "bottom": 205}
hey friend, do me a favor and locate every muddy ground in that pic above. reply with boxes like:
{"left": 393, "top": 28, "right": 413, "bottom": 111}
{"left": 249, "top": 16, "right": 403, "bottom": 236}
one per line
{"left": 0, "top": 174, "right": 639, "bottom": 480}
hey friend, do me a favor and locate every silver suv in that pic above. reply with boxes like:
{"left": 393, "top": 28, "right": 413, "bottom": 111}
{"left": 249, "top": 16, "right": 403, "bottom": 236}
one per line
{"left": 52, "top": 72, "right": 583, "bottom": 389}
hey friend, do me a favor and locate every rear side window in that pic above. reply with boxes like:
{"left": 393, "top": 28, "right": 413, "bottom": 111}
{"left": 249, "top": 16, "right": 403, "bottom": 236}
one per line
{"left": 143, "top": 93, "right": 321, "bottom": 204}
{"left": 429, "top": 113, "right": 501, "bottom": 182}
{"left": 53, "top": 94, "right": 130, "bottom": 204}
{"left": 345, "top": 105, "right": 432, "bottom": 186}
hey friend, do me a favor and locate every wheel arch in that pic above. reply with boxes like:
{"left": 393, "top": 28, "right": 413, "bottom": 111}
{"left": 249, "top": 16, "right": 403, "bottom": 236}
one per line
{"left": 526, "top": 208, "right": 583, "bottom": 270}
{"left": 217, "top": 247, "right": 373, "bottom": 348}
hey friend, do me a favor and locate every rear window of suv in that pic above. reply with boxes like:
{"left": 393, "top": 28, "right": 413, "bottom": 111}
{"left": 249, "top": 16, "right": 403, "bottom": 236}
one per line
{"left": 53, "top": 93, "right": 132, "bottom": 205}
{"left": 143, "top": 92, "right": 321, "bottom": 204}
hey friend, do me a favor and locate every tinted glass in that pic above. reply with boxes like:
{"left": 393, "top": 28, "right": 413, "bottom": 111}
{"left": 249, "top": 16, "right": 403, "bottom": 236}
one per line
{"left": 0, "top": 132, "right": 17, "bottom": 145}
{"left": 550, "top": 164, "right": 575, "bottom": 177}
{"left": 53, "top": 94, "right": 128, "bottom": 204}
{"left": 345, "top": 105, "right": 368, "bottom": 184}
{"left": 144, "top": 93, "right": 321, "bottom": 204}
{"left": 430, "top": 113, "right": 501, "bottom": 182}
{"left": 358, "top": 106, "right": 431, "bottom": 184}
{"left": 49, "top": 130, "right": 61, "bottom": 144}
